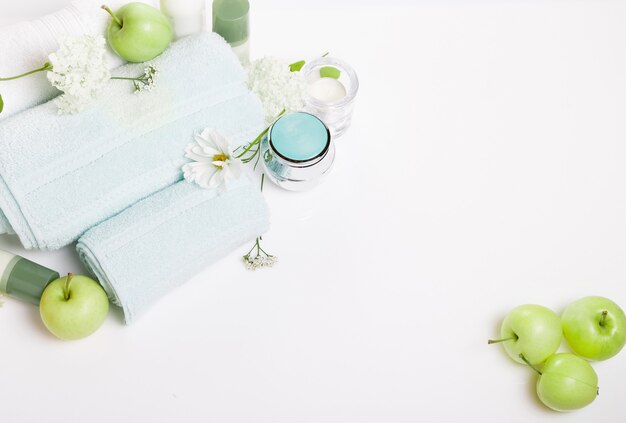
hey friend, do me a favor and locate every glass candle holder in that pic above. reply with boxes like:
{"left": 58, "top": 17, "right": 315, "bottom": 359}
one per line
{"left": 261, "top": 112, "right": 335, "bottom": 191}
{"left": 302, "top": 57, "right": 359, "bottom": 138}
{"left": 160, "top": 0, "right": 206, "bottom": 40}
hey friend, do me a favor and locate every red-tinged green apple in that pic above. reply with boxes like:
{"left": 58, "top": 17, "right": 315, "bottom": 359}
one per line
{"left": 39, "top": 273, "right": 109, "bottom": 340}
{"left": 489, "top": 304, "right": 562, "bottom": 365}
{"left": 530, "top": 353, "right": 599, "bottom": 412}
{"left": 102, "top": 3, "right": 172, "bottom": 63}
{"left": 562, "top": 296, "right": 626, "bottom": 361}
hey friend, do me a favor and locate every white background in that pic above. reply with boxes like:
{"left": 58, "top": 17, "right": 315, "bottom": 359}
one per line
{"left": 1, "top": 0, "right": 626, "bottom": 421}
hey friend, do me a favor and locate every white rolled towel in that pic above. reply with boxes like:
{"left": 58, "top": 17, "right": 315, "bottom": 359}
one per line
{"left": 0, "top": 0, "right": 154, "bottom": 120}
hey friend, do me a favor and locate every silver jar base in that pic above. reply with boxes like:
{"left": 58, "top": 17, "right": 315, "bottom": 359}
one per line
{"left": 261, "top": 135, "right": 336, "bottom": 192}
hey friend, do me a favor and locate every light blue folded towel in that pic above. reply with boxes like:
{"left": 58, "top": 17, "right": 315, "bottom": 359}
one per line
{"left": 0, "top": 211, "right": 12, "bottom": 234}
{"left": 77, "top": 177, "right": 269, "bottom": 323}
{"left": 0, "top": 32, "right": 264, "bottom": 250}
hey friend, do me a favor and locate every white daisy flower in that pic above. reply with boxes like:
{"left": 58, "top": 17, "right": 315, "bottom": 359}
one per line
{"left": 182, "top": 128, "right": 244, "bottom": 190}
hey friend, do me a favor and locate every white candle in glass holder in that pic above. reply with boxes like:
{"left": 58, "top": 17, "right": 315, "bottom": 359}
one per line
{"left": 160, "top": 0, "right": 206, "bottom": 40}
{"left": 307, "top": 77, "right": 347, "bottom": 103}
{"left": 303, "top": 58, "right": 359, "bottom": 138}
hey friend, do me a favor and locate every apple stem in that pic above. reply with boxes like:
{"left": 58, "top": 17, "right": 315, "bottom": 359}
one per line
{"left": 519, "top": 354, "right": 542, "bottom": 375}
{"left": 63, "top": 272, "right": 73, "bottom": 301}
{"left": 599, "top": 310, "right": 608, "bottom": 327}
{"left": 487, "top": 335, "right": 518, "bottom": 344}
{"left": 101, "top": 5, "right": 122, "bottom": 27}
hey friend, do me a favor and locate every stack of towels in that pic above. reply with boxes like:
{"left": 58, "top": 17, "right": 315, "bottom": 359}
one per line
{"left": 0, "top": 30, "right": 269, "bottom": 323}
{"left": 0, "top": 0, "right": 152, "bottom": 119}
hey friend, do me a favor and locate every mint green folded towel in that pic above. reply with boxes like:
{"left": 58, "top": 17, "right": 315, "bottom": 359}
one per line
{"left": 77, "top": 177, "right": 268, "bottom": 323}
{"left": 0, "top": 32, "right": 264, "bottom": 250}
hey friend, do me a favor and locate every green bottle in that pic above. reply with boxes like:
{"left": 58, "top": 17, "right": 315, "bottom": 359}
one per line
{"left": 212, "top": 0, "right": 250, "bottom": 64}
{"left": 0, "top": 249, "right": 59, "bottom": 305}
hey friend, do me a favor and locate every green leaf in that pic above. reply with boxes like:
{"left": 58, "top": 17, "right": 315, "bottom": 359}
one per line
{"left": 289, "top": 60, "right": 306, "bottom": 72}
{"left": 0, "top": 94, "right": 3, "bottom": 114}
{"left": 320, "top": 66, "right": 341, "bottom": 79}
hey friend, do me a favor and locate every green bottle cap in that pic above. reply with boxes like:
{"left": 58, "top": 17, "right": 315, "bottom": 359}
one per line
{"left": 212, "top": 0, "right": 250, "bottom": 47}
{"left": 0, "top": 256, "right": 59, "bottom": 305}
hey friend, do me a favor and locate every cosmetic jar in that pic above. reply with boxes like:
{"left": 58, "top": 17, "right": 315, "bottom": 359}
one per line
{"left": 0, "top": 249, "right": 59, "bottom": 305}
{"left": 302, "top": 57, "right": 359, "bottom": 138}
{"left": 261, "top": 112, "right": 335, "bottom": 191}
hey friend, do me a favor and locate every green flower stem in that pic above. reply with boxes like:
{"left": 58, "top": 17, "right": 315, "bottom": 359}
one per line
{"left": 244, "top": 236, "right": 270, "bottom": 258}
{"left": 0, "top": 63, "right": 52, "bottom": 81}
{"left": 111, "top": 66, "right": 158, "bottom": 93}
{"left": 235, "top": 108, "right": 286, "bottom": 163}
{"left": 245, "top": 237, "right": 261, "bottom": 257}
{"left": 235, "top": 127, "right": 269, "bottom": 159}
{"left": 111, "top": 76, "right": 145, "bottom": 92}
{"left": 253, "top": 147, "right": 263, "bottom": 169}
{"left": 256, "top": 239, "right": 271, "bottom": 256}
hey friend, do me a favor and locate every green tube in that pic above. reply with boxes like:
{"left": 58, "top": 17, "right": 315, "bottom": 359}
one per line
{"left": 0, "top": 249, "right": 59, "bottom": 305}
{"left": 212, "top": 0, "right": 249, "bottom": 46}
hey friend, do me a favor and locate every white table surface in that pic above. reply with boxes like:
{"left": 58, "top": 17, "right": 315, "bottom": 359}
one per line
{"left": 1, "top": 0, "right": 626, "bottom": 421}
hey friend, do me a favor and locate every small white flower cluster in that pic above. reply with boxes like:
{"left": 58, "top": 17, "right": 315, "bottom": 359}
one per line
{"left": 47, "top": 35, "right": 110, "bottom": 114}
{"left": 134, "top": 65, "right": 159, "bottom": 94}
{"left": 243, "top": 254, "right": 279, "bottom": 271}
{"left": 246, "top": 57, "right": 307, "bottom": 124}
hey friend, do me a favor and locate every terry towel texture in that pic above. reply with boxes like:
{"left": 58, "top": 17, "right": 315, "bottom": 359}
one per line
{"left": 77, "top": 178, "right": 269, "bottom": 324}
{"left": 0, "top": 32, "right": 264, "bottom": 250}
{"left": 0, "top": 0, "right": 150, "bottom": 120}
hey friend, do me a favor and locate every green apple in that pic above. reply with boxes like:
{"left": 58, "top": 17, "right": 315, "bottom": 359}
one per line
{"left": 102, "top": 3, "right": 173, "bottom": 63}
{"left": 534, "top": 353, "right": 599, "bottom": 412}
{"left": 562, "top": 296, "right": 626, "bottom": 361}
{"left": 39, "top": 273, "right": 109, "bottom": 340}
{"left": 489, "top": 304, "right": 562, "bottom": 365}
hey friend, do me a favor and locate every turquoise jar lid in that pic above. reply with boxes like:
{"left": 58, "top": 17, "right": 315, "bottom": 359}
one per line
{"left": 269, "top": 112, "right": 330, "bottom": 162}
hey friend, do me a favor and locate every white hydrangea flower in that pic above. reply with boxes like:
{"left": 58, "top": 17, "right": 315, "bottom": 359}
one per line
{"left": 183, "top": 128, "right": 244, "bottom": 190}
{"left": 246, "top": 56, "right": 307, "bottom": 124}
{"left": 47, "top": 35, "right": 110, "bottom": 114}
